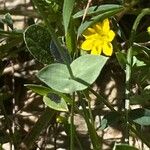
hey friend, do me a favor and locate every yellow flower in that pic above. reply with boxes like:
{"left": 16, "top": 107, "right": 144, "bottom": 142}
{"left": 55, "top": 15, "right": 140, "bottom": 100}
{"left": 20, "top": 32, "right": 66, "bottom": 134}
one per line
{"left": 147, "top": 26, "right": 150, "bottom": 34}
{"left": 81, "top": 18, "right": 115, "bottom": 56}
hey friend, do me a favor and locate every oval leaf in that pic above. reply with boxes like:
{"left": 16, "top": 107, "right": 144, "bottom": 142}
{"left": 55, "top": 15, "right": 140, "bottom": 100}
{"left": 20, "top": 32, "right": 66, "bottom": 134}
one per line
{"left": 37, "top": 54, "right": 108, "bottom": 93}
{"left": 24, "top": 24, "right": 53, "bottom": 64}
{"left": 71, "top": 54, "right": 108, "bottom": 86}
{"left": 43, "top": 94, "right": 68, "bottom": 112}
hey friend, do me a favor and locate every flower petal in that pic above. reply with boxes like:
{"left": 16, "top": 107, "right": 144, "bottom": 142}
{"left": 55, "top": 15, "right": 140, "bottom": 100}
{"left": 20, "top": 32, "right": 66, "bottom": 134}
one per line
{"left": 93, "top": 23, "right": 102, "bottom": 33}
{"left": 102, "top": 18, "right": 110, "bottom": 33}
{"left": 102, "top": 42, "right": 113, "bottom": 56}
{"left": 108, "top": 30, "right": 115, "bottom": 41}
{"left": 91, "top": 44, "right": 102, "bottom": 55}
{"left": 147, "top": 26, "right": 150, "bottom": 34}
{"left": 83, "top": 28, "right": 96, "bottom": 38}
{"left": 81, "top": 39, "right": 93, "bottom": 51}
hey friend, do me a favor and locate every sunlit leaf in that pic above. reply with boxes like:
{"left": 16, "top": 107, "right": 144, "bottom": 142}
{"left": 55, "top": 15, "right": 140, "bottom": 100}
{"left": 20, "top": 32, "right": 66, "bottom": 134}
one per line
{"left": 25, "top": 84, "right": 52, "bottom": 96}
{"left": 43, "top": 94, "right": 68, "bottom": 112}
{"left": 25, "top": 84, "right": 73, "bottom": 105}
{"left": 37, "top": 54, "right": 108, "bottom": 93}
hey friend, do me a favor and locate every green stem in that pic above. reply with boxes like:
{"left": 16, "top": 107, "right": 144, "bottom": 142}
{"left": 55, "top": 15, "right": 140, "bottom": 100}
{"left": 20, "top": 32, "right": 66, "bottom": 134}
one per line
{"left": 125, "top": 8, "right": 150, "bottom": 143}
{"left": 73, "top": 77, "right": 116, "bottom": 112}
{"left": 83, "top": 91, "right": 94, "bottom": 126}
{"left": 78, "top": 92, "right": 101, "bottom": 150}
{"left": 125, "top": 46, "right": 132, "bottom": 143}
{"left": 89, "top": 88, "right": 116, "bottom": 112}
{"left": 70, "top": 93, "right": 75, "bottom": 150}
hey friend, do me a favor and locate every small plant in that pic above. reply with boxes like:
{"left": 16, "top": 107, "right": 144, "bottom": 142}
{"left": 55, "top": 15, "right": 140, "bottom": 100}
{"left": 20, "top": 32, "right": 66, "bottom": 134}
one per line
{"left": 0, "top": 0, "right": 150, "bottom": 149}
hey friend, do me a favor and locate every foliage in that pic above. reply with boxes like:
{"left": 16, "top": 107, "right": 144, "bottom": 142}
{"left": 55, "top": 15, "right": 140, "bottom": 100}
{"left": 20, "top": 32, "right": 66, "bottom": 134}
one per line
{"left": 0, "top": 0, "right": 150, "bottom": 149}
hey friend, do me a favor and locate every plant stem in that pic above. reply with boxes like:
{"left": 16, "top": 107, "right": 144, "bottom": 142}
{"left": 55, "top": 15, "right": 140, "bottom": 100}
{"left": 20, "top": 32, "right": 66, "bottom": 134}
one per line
{"left": 125, "top": 8, "right": 150, "bottom": 143}
{"left": 78, "top": 92, "right": 101, "bottom": 150}
{"left": 73, "top": 77, "right": 116, "bottom": 113}
{"left": 70, "top": 93, "right": 75, "bottom": 150}
{"left": 83, "top": 91, "right": 94, "bottom": 126}
{"left": 125, "top": 46, "right": 132, "bottom": 143}
{"left": 89, "top": 88, "right": 116, "bottom": 112}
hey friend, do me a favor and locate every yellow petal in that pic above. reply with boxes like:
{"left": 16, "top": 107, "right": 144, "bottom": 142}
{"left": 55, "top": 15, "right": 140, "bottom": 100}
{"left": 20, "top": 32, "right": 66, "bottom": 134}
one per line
{"left": 91, "top": 47, "right": 98, "bottom": 55}
{"left": 81, "top": 39, "right": 93, "bottom": 51}
{"left": 147, "top": 26, "right": 150, "bottom": 34}
{"left": 91, "top": 44, "right": 102, "bottom": 55}
{"left": 102, "top": 42, "right": 113, "bottom": 56}
{"left": 93, "top": 23, "right": 102, "bottom": 33}
{"left": 108, "top": 30, "right": 115, "bottom": 41}
{"left": 82, "top": 27, "right": 96, "bottom": 38}
{"left": 102, "top": 18, "right": 110, "bottom": 33}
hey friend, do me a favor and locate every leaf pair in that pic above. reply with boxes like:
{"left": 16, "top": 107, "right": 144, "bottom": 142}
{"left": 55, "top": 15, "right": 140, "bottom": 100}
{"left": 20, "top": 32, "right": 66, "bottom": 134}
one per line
{"left": 37, "top": 54, "right": 108, "bottom": 93}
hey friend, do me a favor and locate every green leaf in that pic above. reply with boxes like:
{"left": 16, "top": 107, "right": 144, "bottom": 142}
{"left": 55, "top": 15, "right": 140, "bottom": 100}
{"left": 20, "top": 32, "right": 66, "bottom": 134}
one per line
{"left": 50, "top": 41, "right": 63, "bottom": 63}
{"left": 25, "top": 84, "right": 52, "bottom": 96}
{"left": 25, "top": 84, "right": 73, "bottom": 105}
{"left": 24, "top": 24, "right": 53, "bottom": 64}
{"left": 43, "top": 94, "right": 68, "bottom": 112}
{"left": 37, "top": 54, "right": 108, "bottom": 93}
{"left": 133, "top": 56, "right": 146, "bottom": 67}
{"left": 71, "top": 54, "right": 108, "bottom": 85}
{"left": 113, "top": 144, "right": 139, "bottom": 150}
{"left": 77, "top": 6, "right": 124, "bottom": 36}
{"left": 63, "top": 0, "right": 75, "bottom": 34}
{"left": 129, "top": 108, "right": 150, "bottom": 126}
{"left": 116, "top": 52, "right": 128, "bottom": 70}
{"left": 65, "top": 21, "right": 77, "bottom": 54}
{"left": 73, "top": 4, "right": 123, "bottom": 18}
